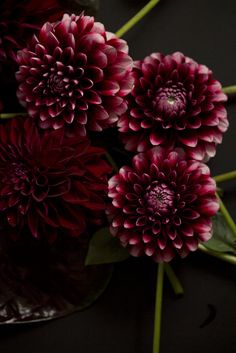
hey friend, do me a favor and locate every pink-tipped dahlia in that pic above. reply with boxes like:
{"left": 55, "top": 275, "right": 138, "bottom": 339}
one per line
{"left": 0, "top": 117, "right": 112, "bottom": 242}
{"left": 119, "top": 52, "right": 228, "bottom": 161}
{"left": 107, "top": 147, "right": 219, "bottom": 262}
{"left": 0, "top": 0, "right": 63, "bottom": 63}
{"left": 16, "top": 13, "right": 133, "bottom": 134}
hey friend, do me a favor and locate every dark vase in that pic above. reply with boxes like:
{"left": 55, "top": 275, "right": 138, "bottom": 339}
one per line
{"left": 0, "top": 233, "right": 112, "bottom": 324}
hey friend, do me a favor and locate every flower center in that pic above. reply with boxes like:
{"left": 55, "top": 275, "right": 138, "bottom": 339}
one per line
{"left": 4, "top": 162, "right": 48, "bottom": 201}
{"left": 154, "top": 85, "right": 187, "bottom": 117}
{"left": 145, "top": 183, "right": 174, "bottom": 215}
{"left": 6, "top": 162, "right": 33, "bottom": 192}
{"left": 9, "top": 162, "right": 30, "bottom": 181}
{"left": 48, "top": 73, "right": 65, "bottom": 94}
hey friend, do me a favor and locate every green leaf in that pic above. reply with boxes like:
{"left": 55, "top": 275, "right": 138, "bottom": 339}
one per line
{"left": 86, "top": 227, "right": 130, "bottom": 266}
{"left": 203, "top": 212, "right": 236, "bottom": 254}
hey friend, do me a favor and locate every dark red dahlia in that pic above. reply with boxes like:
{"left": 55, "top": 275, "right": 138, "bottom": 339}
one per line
{"left": 0, "top": 0, "right": 63, "bottom": 63}
{"left": 16, "top": 13, "right": 133, "bottom": 134}
{"left": 119, "top": 52, "right": 228, "bottom": 161}
{"left": 107, "top": 147, "right": 219, "bottom": 262}
{"left": 0, "top": 117, "right": 112, "bottom": 241}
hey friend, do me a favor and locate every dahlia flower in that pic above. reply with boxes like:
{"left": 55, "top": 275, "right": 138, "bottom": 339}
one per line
{"left": 0, "top": 117, "right": 112, "bottom": 241}
{"left": 107, "top": 147, "right": 219, "bottom": 262}
{"left": 119, "top": 52, "right": 228, "bottom": 161}
{"left": 16, "top": 13, "right": 133, "bottom": 134}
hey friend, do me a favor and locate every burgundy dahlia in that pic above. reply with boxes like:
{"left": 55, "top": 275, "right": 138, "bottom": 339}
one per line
{"left": 0, "top": 117, "right": 112, "bottom": 241}
{"left": 16, "top": 13, "right": 133, "bottom": 134}
{"left": 119, "top": 52, "right": 228, "bottom": 161}
{"left": 107, "top": 147, "right": 219, "bottom": 262}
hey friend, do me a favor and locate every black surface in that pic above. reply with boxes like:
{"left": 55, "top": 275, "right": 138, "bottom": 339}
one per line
{"left": 1, "top": 0, "right": 236, "bottom": 352}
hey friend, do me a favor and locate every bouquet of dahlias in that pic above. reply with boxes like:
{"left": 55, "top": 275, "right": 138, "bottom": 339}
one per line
{"left": 1, "top": 0, "right": 236, "bottom": 352}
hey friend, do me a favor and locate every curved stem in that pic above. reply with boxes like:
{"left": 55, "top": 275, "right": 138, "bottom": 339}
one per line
{"left": 0, "top": 113, "right": 27, "bottom": 119}
{"left": 222, "top": 85, "right": 236, "bottom": 95}
{"left": 216, "top": 193, "right": 236, "bottom": 239}
{"left": 116, "top": 0, "right": 161, "bottom": 38}
{"left": 214, "top": 170, "right": 236, "bottom": 184}
{"left": 198, "top": 244, "right": 236, "bottom": 266}
{"left": 153, "top": 263, "right": 164, "bottom": 353}
{"left": 164, "top": 264, "right": 184, "bottom": 296}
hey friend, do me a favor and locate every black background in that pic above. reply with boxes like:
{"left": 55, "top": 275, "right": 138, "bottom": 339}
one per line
{"left": 1, "top": 0, "right": 236, "bottom": 352}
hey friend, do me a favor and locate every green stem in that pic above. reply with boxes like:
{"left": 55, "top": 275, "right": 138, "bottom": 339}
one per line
{"left": 198, "top": 244, "right": 236, "bottom": 266}
{"left": 0, "top": 113, "right": 27, "bottom": 119}
{"left": 164, "top": 264, "right": 184, "bottom": 296}
{"left": 116, "top": 0, "right": 161, "bottom": 38}
{"left": 214, "top": 170, "right": 236, "bottom": 183}
{"left": 216, "top": 193, "right": 236, "bottom": 239}
{"left": 153, "top": 263, "right": 164, "bottom": 353}
{"left": 222, "top": 85, "right": 236, "bottom": 95}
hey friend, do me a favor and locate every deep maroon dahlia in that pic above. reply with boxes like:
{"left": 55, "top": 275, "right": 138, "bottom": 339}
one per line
{"left": 0, "top": 117, "right": 112, "bottom": 241}
{"left": 0, "top": 0, "right": 63, "bottom": 63}
{"left": 107, "top": 147, "right": 219, "bottom": 262}
{"left": 16, "top": 13, "right": 133, "bottom": 134}
{"left": 119, "top": 52, "right": 228, "bottom": 161}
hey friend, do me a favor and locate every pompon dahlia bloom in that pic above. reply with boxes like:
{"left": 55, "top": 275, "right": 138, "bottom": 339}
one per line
{"left": 0, "top": 0, "right": 63, "bottom": 63}
{"left": 0, "top": 117, "right": 112, "bottom": 241}
{"left": 119, "top": 52, "right": 228, "bottom": 161}
{"left": 107, "top": 147, "right": 219, "bottom": 262}
{"left": 16, "top": 13, "right": 133, "bottom": 133}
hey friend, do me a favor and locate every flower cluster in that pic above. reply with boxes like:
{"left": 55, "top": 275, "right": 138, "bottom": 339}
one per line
{"left": 107, "top": 52, "right": 227, "bottom": 262}
{"left": 0, "top": 8, "right": 227, "bottom": 263}
{"left": 0, "top": 11, "right": 133, "bottom": 243}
